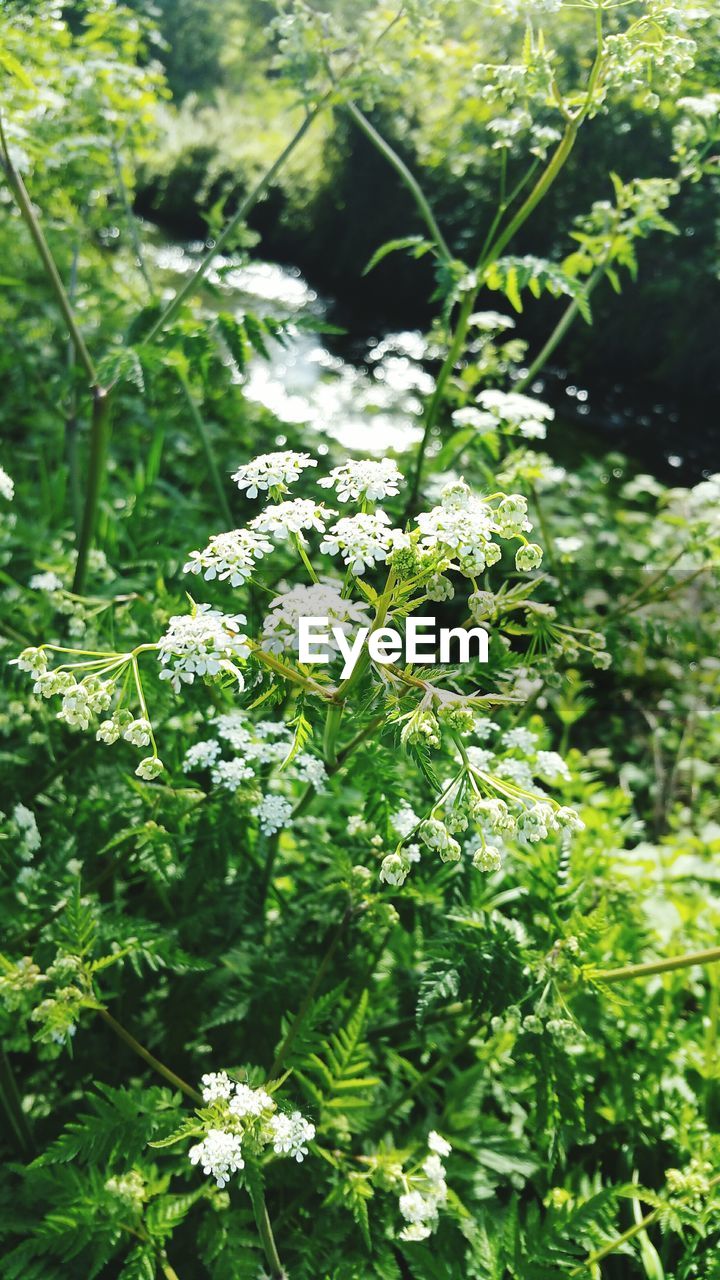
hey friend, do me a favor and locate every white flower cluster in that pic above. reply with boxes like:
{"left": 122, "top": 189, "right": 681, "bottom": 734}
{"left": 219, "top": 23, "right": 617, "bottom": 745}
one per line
{"left": 184, "top": 528, "right": 272, "bottom": 588}
{"left": 318, "top": 459, "right": 403, "bottom": 504}
{"left": 232, "top": 450, "right": 317, "bottom": 498}
{"left": 0, "top": 465, "right": 14, "bottom": 503}
{"left": 250, "top": 498, "right": 335, "bottom": 538}
{"left": 379, "top": 717, "right": 582, "bottom": 887}
{"left": 157, "top": 605, "right": 249, "bottom": 693}
{"left": 4, "top": 803, "right": 41, "bottom": 862}
{"left": 189, "top": 1073, "right": 315, "bottom": 1188}
{"left": 254, "top": 793, "right": 294, "bottom": 836}
{"left": 261, "top": 580, "right": 372, "bottom": 657}
{"left": 417, "top": 480, "right": 539, "bottom": 576}
{"left": 476, "top": 388, "right": 555, "bottom": 441}
{"left": 398, "top": 1131, "right": 452, "bottom": 1243}
{"left": 320, "top": 510, "right": 401, "bottom": 575}
{"left": 182, "top": 711, "right": 327, "bottom": 807}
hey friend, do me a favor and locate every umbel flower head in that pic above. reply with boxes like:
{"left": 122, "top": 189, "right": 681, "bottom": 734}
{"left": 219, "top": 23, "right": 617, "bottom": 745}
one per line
{"left": 157, "top": 603, "right": 249, "bottom": 692}
{"left": 187, "top": 1074, "right": 316, "bottom": 1188}
{"left": 318, "top": 458, "right": 403, "bottom": 503}
{"left": 232, "top": 450, "right": 317, "bottom": 498}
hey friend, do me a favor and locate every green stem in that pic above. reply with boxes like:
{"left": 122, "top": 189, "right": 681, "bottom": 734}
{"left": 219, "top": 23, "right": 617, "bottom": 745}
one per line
{"left": 176, "top": 371, "right": 233, "bottom": 528}
{"left": 515, "top": 263, "right": 605, "bottom": 393}
{"left": 0, "top": 112, "right": 97, "bottom": 384}
{"left": 246, "top": 1165, "right": 286, "bottom": 1280}
{"left": 574, "top": 1173, "right": 720, "bottom": 1273}
{"left": 591, "top": 945, "right": 720, "bottom": 984}
{"left": 345, "top": 102, "right": 452, "bottom": 261}
{"left": 480, "top": 120, "right": 579, "bottom": 270}
{"left": 96, "top": 1006, "right": 201, "bottom": 1103}
{"left": 72, "top": 386, "right": 112, "bottom": 594}
{"left": 0, "top": 1047, "right": 35, "bottom": 1156}
{"left": 143, "top": 107, "right": 323, "bottom": 347}
{"left": 160, "top": 1255, "right": 182, "bottom": 1280}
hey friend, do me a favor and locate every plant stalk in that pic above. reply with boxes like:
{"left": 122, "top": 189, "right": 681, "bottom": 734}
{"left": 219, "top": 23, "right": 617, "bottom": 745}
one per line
{"left": 96, "top": 1006, "right": 201, "bottom": 1103}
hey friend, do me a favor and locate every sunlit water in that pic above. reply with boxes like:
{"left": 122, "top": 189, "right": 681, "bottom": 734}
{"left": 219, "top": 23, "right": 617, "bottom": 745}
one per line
{"left": 149, "top": 242, "right": 427, "bottom": 454}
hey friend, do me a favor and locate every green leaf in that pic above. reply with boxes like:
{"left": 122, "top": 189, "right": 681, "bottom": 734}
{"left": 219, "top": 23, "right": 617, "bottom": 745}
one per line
{"left": 363, "top": 236, "right": 432, "bottom": 275}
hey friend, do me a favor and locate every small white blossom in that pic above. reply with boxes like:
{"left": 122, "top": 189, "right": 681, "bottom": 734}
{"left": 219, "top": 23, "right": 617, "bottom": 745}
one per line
{"left": 29, "top": 571, "right": 64, "bottom": 593}
{"left": 201, "top": 1071, "right": 234, "bottom": 1103}
{"left": 391, "top": 804, "right": 420, "bottom": 838}
{"left": 535, "top": 750, "right": 571, "bottom": 782}
{"left": 229, "top": 1083, "right": 274, "bottom": 1119}
{"left": 135, "top": 756, "right": 164, "bottom": 780}
{"left": 184, "top": 528, "right": 272, "bottom": 588}
{"left": 320, "top": 511, "right": 397, "bottom": 575}
{"left": 232, "top": 451, "right": 317, "bottom": 498}
{"left": 502, "top": 726, "right": 538, "bottom": 753}
{"left": 157, "top": 605, "right": 249, "bottom": 693}
{"left": 294, "top": 752, "right": 327, "bottom": 791}
{"left": 211, "top": 758, "right": 255, "bottom": 792}
{"left": 318, "top": 459, "right": 403, "bottom": 503}
{"left": 268, "top": 1111, "right": 315, "bottom": 1161}
{"left": 255, "top": 793, "right": 293, "bottom": 836}
{"left": 250, "top": 498, "right": 335, "bottom": 537}
{"left": 0, "top": 466, "right": 14, "bottom": 502}
{"left": 261, "top": 580, "right": 372, "bottom": 656}
{"left": 122, "top": 718, "right": 152, "bottom": 748}
{"left": 189, "top": 1128, "right": 244, "bottom": 1187}
{"left": 379, "top": 851, "right": 410, "bottom": 886}
{"left": 428, "top": 1131, "right": 452, "bottom": 1158}
{"left": 184, "top": 739, "right": 222, "bottom": 771}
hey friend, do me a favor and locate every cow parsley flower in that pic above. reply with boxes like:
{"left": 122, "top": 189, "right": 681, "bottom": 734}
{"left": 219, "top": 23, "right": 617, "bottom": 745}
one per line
{"left": 318, "top": 459, "right": 403, "bottom": 503}
{"left": 29, "top": 571, "right": 65, "bottom": 593}
{"left": 261, "top": 580, "right": 372, "bottom": 656}
{"left": 502, "top": 726, "right": 538, "bottom": 753}
{"left": 123, "top": 718, "right": 152, "bottom": 748}
{"left": 0, "top": 466, "right": 14, "bottom": 502}
{"left": 189, "top": 1129, "right": 244, "bottom": 1187}
{"left": 135, "top": 756, "right": 164, "bottom": 780}
{"left": 391, "top": 804, "right": 420, "bottom": 838}
{"left": 417, "top": 495, "right": 500, "bottom": 576}
{"left": 157, "top": 605, "right": 249, "bottom": 692}
{"left": 379, "top": 851, "right": 411, "bottom": 886}
{"left": 428, "top": 1131, "right": 452, "bottom": 1158}
{"left": 294, "top": 752, "right": 327, "bottom": 791}
{"left": 184, "top": 528, "right": 272, "bottom": 588}
{"left": 13, "top": 804, "right": 41, "bottom": 858}
{"left": 184, "top": 740, "right": 222, "bottom": 771}
{"left": 201, "top": 1071, "right": 234, "bottom": 1103}
{"left": 211, "top": 758, "right": 255, "bottom": 792}
{"left": 320, "top": 511, "right": 397, "bottom": 575}
{"left": 535, "top": 750, "right": 571, "bottom": 782}
{"left": 232, "top": 451, "right": 317, "bottom": 498}
{"left": 268, "top": 1111, "right": 315, "bottom": 1161}
{"left": 250, "top": 499, "right": 335, "bottom": 538}
{"left": 477, "top": 389, "right": 555, "bottom": 440}
{"left": 255, "top": 793, "right": 293, "bottom": 836}
{"left": 229, "top": 1083, "right": 274, "bottom": 1119}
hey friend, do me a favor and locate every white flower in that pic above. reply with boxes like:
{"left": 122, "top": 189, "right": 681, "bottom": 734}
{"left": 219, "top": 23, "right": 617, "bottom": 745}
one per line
{"left": 555, "top": 536, "right": 584, "bottom": 557}
{"left": 29, "top": 571, "right": 64, "bottom": 593}
{"left": 320, "top": 511, "right": 397, "bottom": 575}
{"left": 13, "top": 804, "right": 41, "bottom": 856}
{"left": 229, "top": 1083, "right": 274, "bottom": 1119}
{"left": 0, "top": 466, "right": 14, "bottom": 502}
{"left": 211, "top": 758, "right": 255, "bottom": 792}
{"left": 97, "top": 718, "right": 121, "bottom": 745}
{"left": 250, "top": 498, "right": 335, "bottom": 538}
{"left": 184, "top": 528, "right": 272, "bottom": 588}
{"left": 255, "top": 793, "right": 293, "bottom": 836}
{"left": 157, "top": 605, "right": 249, "bottom": 693}
{"left": 318, "top": 459, "right": 403, "bottom": 503}
{"left": 261, "top": 580, "right": 372, "bottom": 656}
{"left": 135, "top": 756, "right": 164, "bottom": 780}
{"left": 472, "top": 843, "right": 503, "bottom": 872}
{"left": 391, "top": 804, "right": 420, "bottom": 838}
{"left": 515, "top": 542, "right": 543, "bottom": 571}
{"left": 473, "top": 717, "right": 499, "bottom": 742}
{"left": 399, "top": 1190, "right": 434, "bottom": 1224}
{"left": 502, "top": 726, "right": 538, "bottom": 753}
{"left": 268, "top": 1110, "right": 315, "bottom": 1161}
{"left": 184, "top": 740, "right": 222, "bottom": 771}
{"left": 535, "top": 750, "right": 571, "bottom": 782}
{"left": 399, "top": 1221, "right": 433, "bottom": 1241}
{"left": 379, "top": 852, "right": 410, "bottom": 886}
{"left": 232, "top": 451, "right": 317, "bottom": 498}
{"left": 417, "top": 494, "right": 500, "bottom": 576}
{"left": 450, "top": 406, "right": 497, "bottom": 432}
{"left": 422, "top": 1153, "right": 448, "bottom": 1199}
{"left": 201, "top": 1071, "right": 234, "bottom": 1103}
{"left": 189, "top": 1128, "right": 244, "bottom": 1187}
{"left": 517, "top": 802, "right": 558, "bottom": 844}
{"left": 477, "top": 389, "right": 555, "bottom": 431}
{"left": 428, "top": 1131, "right": 452, "bottom": 1157}
{"left": 15, "top": 647, "right": 47, "bottom": 676}
{"left": 122, "top": 718, "right": 152, "bottom": 748}
{"left": 496, "top": 757, "right": 535, "bottom": 788}
{"left": 294, "top": 752, "right": 327, "bottom": 791}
